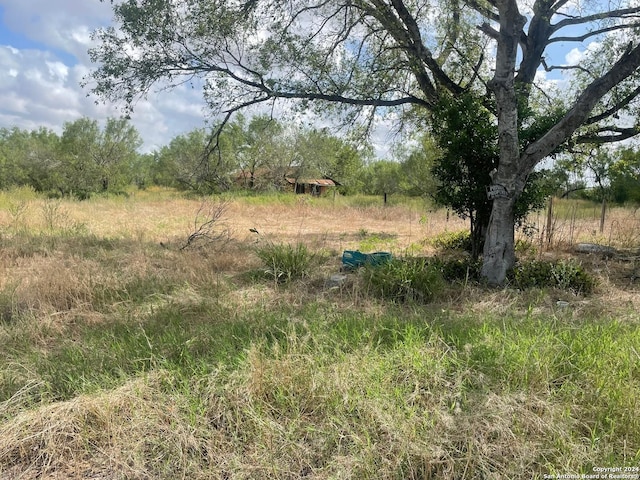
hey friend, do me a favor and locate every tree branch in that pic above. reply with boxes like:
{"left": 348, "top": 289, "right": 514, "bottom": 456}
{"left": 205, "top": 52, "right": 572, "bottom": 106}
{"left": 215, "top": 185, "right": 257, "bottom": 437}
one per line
{"left": 549, "top": 22, "right": 640, "bottom": 44}
{"left": 541, "top": 58, "right": 596, "bottom": 78}
{"left": 466, "top": 0, "right": 500, "bottom": 22}
{"left": 552, "top": 6, "right": 640, "bottom": 30}
{"left": 575, "top": 126, "right": 640, "bottom": 144}
{"left": 585, "top": 84, "right": 640, "bottom": 125}
{"left": 522, "top": 42, "right": 640, "bottom": 172}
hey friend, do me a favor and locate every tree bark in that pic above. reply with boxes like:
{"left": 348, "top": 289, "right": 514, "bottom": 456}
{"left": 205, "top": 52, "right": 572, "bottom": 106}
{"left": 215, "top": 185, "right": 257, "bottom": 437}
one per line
{"left": 482, "top": 195, "right": 516, "bottom": 285}
{"left": 481, "top": 0, "right": 525, "bottom": 286}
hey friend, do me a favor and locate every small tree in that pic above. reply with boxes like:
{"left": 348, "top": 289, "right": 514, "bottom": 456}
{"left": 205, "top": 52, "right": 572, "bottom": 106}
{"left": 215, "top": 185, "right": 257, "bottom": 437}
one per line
{"left": 431, "top": 93, "right": 498, "bottom": 259}
{"left": 98, "top": 117, "right": 143, "bottom": 191}
{"left": 58, "top": 117, "right": 141, "bottom": 198}
{"left": 0, "top": 127, "right": 62, "bottom": 192}
{"left": 431, "top": 93, "right": 552, "bottom": 258}
{"left": 362, "top": 160, "right": 403, "bottom": 203}
{"left": 236, "top": 115, "right": 288, "bottom": 190}
{"left": 611, "top": 148, "right": 640, "bottom": 204}
{"left": 156, "top": 128, "right": 226, "bottom": 192}
{"left": 398, "top": 134, "right": 439, "bottom": 199}
{"left": 292, "top": 127, "right": 366, "bottom": 194}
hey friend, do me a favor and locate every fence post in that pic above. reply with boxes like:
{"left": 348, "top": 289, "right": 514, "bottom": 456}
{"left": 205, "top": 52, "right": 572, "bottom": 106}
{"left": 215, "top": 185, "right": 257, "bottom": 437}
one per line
{"left": 545, "top": 196, "right": 554, "bottom": 246}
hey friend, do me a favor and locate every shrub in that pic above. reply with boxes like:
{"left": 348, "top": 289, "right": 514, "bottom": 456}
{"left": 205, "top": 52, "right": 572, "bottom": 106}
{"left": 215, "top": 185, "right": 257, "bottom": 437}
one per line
{"left": 431, "top": 257, "right": 482, "bottom": 283}
{"left": 256, "top": 243, "right": 315, "bottom": 283}
{"left": 362, "top": 257, "right": 444, "bottom": 303}
{"left": 510, "top": 259, "right": 595, "bottom": 294}
{"left": 430, "top": 230, "right": 472, "bottom": 252}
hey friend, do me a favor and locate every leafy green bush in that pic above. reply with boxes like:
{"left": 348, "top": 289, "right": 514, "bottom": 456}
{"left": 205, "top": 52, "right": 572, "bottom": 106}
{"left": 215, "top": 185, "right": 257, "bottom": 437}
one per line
{"left": 430, "top": 230, "right": 472, "bottom": 252}
{"left": 431, "top": 257, "right": 482, "bottom": 283}
{"left": 510, "top": 259, "right": 595, "bottom": 294}
{"left": 256, "top": 243, "right": 315, "bottom": 283}
{"left": 362, "top": 258, "right": 444, "bottom": 303}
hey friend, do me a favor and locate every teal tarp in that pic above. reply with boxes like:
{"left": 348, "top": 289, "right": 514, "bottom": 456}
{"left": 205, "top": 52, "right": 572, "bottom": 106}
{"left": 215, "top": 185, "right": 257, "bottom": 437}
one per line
{"left": 342, "top": 250, "right": 392, "bottom": 270}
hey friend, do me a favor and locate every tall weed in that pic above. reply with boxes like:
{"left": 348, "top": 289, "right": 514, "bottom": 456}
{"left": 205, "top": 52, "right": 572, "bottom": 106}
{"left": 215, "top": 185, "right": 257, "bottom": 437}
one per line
{"left": 361, "top": 257, "right": 444, "bottom": 303}
{"left": 256, "top": 242, "right": 315, "bottom": 283}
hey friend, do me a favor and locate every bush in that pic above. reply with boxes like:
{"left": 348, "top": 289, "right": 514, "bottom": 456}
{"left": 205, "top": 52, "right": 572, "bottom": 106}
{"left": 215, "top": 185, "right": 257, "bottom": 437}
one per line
{"left": 430, "top": 230, "right": 472, "bottom": 252}
{"left": 510, "top": 259, "right": 595, "bottom": 294}
{"left": 362, "top": 258, "right": 444, "bottom": 303}
{"left": 431, "top": 257, "right": 482, "bottom": 283}
{"left": 256, "top": 243, "right": 315, "bottom": 283}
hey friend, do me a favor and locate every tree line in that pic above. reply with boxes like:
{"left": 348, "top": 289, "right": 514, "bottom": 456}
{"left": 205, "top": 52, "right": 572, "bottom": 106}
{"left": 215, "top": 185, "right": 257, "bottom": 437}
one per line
{"left": 0, "top": 115, "right": 359, "bottom": 198}
{"left": 0, "top": 113, "right": 438, "bottom": 199}
{"left": 2, "top": 113, "right": 638, "bottom": 213}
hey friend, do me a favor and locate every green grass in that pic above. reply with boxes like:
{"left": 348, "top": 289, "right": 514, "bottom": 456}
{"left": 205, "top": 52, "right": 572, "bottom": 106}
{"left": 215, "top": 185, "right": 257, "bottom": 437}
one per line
{"left": 255, "top": 242, "right": 317, "bottom": 283}
{"left": 0, "top": 193, "right": 639, "bottom": 479}
{"left": 221, "top": 189, "right": 303, "bottom": 205}
{"left": 2, "top": 296, "right": 639, "bottom": 477}
{"left": 551, "top": 198, "right": 606, "bottom": 220}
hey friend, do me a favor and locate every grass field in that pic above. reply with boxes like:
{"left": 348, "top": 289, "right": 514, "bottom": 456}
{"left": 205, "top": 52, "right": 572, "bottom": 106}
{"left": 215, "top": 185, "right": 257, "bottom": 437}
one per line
{"left": 0, "top": 187, "right": 639, "bottom": 479}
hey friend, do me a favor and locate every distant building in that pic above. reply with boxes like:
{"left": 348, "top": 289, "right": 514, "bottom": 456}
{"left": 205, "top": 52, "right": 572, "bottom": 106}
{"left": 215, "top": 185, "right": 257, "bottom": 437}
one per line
{"left": 233, "top": 167, "right": 339, "bottom": 195}
{"left": 285, "top": 177, "right": 338, "bottom": 196}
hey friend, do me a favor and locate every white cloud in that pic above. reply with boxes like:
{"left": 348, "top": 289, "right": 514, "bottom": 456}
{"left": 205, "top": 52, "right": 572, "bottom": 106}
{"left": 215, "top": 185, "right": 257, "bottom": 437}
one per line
{"left": 565, "top": 41, "right": 601, "bottom": 66}
{"left": 46, "top": 61, "right": 69, "bottom": 81}
{"left": 0, "top": 0, "right": 209, "bottom": 153}
{"left": 565, "top": 47, "right": 585, "bottom": 66}
{"left": 0, "top": 0, "right": 393, "bottom": 157}
{"left": 0, "top": 0, "right": 112, "bottom": 62}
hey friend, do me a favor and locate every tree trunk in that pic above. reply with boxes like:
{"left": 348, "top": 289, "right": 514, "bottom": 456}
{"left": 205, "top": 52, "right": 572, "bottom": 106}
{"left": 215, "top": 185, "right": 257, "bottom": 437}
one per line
{"left": 481, "top": 195, "right": 516, "bottom": 286}
{"left": 469, "top": 213, "right": 487, "bottom": 261}
{"left": 481, "top": 0, "right": 526, "bottom": 286}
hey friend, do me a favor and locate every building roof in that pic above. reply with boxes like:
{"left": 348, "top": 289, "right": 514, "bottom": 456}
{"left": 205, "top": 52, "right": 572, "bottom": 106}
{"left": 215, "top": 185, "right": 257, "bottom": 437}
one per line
{"left": 285, "top": 178, "right": 336, "bottom": 186}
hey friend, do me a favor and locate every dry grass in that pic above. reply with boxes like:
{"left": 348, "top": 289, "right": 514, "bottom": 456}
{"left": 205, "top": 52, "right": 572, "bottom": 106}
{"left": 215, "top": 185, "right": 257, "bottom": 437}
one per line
{"left": 530, "top": 198, "right": 640, "bottom": 251}
{"left": 0, "top": 189, "right": 638, "bottom": 479}
{"left": 0, "top": 341, "right": 589, "bottom": 479}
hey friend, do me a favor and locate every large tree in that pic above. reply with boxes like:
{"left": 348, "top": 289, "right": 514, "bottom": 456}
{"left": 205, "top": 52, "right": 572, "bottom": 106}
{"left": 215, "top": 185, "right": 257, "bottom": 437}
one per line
{"left": 155, "top": 127, "right": 233, "bottom": 192}
{"left": 234, "top": 114, "right": 289, "bottom": 190}
{"left": 88, "top": 0, "right": 640, "bottom": 284}
{"left": 611, "top": 147, "right": 640, "bottom": 204}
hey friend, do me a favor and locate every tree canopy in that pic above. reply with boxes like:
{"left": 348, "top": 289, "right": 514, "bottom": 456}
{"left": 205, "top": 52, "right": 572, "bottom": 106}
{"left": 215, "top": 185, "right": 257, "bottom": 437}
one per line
{"left": 88, "top": 0, "right": 640, "bottom": 284}
{"left": 0, "top": 118, "right": 141, "bottom": 198}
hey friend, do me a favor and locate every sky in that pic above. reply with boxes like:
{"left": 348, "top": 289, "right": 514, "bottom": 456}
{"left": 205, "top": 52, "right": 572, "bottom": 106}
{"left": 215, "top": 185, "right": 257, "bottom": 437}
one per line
{"left": 0, "top": 0, "right": 399, "bottom": 156}
{"left": 0, "top": 0, "right": 209, "bottom": 154}
{"left": 0, "top": 0, "right": 593, "bottom": 157}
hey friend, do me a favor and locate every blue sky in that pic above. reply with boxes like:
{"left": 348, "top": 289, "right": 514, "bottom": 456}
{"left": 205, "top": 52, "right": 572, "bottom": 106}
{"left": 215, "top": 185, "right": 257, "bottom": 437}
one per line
{"left": 0, "top": 0, "right": 396, "bottom": 156}
{"left": 0, "top": 0, "right": 590, "bottom": 156}
{"left": 0, "top": 5, "right": 77, "bottom": 66}
{"left": 0, "top": 0, "right": 208, "bottom": 153}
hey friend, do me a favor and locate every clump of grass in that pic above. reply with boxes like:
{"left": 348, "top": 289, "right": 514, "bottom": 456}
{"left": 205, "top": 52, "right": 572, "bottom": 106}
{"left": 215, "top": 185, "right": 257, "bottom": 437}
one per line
{"left": 510, "top": 258, "right": 596, "bottom": 293}
{"left": 361, "top": 257, "right": 444, "bottom": 303}
{"left": 0, "top": 186, "right": 39, "bottom": 209}
{"left": 256, "top": 242, "right": 315, "bottom": 283}
{"left": 6, "top": 201, "right": 30, "bottom": 233}
{"left": 431, "top": 256, "right": 482, "bottom": 283}
{"left": 31, "top": 201, "right": 89, "bottom": 246}
{"left": 0, "top": 372, "right": 214, "bottom": 479}
{"left": 358, "top": 231, "right": 397, "bottom": 252}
